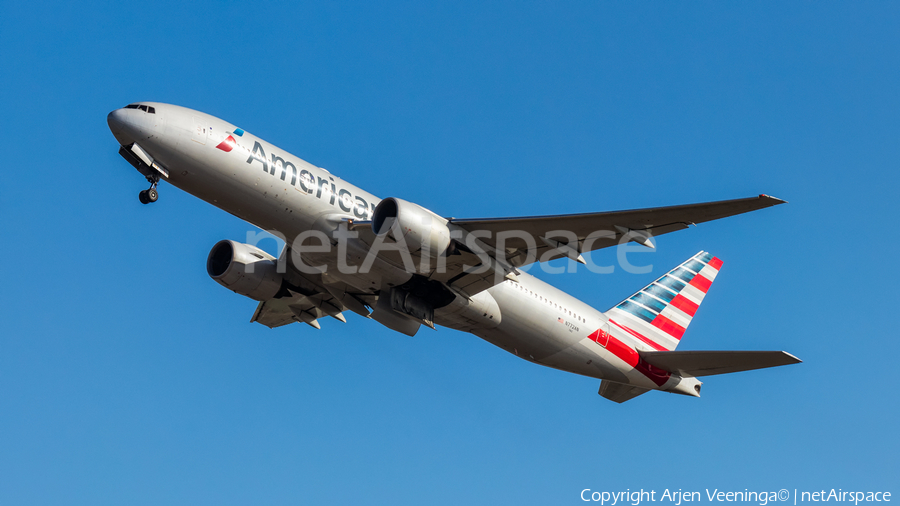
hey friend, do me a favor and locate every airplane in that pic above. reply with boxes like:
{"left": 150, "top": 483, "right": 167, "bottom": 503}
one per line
{"left": 107, "top": 102, "right": 800, "bottom": 403}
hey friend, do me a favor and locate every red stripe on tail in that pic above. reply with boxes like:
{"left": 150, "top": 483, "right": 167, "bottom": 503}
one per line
{"left": 669, "top": 294, "right": 699, "bottom": 317}
{"left": 603, "top": 335, "right": 670, "bottom": 386}
{"left": 688, "top": 274, "right": 712, "bottom": 293}
{"left": 605, "top": 334, "right": 639, "bottom": 367}
{"left": 608, "top": 319, "right": 668, "bottom": 351}
{"left": 651, "top": 314, "right": 686, "bottom": 340}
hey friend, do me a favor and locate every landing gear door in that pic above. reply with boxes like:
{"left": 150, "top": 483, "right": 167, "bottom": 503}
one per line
{"left": 192, "top": 116, "right": 208, "bottom": 145}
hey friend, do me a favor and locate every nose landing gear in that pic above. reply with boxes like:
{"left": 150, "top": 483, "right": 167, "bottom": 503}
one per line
{"left": 138, "top": 174, "right": 160, "bottom": 204}
{"left": 139, "top": 187, "right": 158, "bottom": 204}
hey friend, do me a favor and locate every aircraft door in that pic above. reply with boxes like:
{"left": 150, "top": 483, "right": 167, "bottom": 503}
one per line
{"left": 191, "top": 116, "right": 208, "bottom": 145}
{"left": 589, "top": 321, "right": 611, "bottom": 347}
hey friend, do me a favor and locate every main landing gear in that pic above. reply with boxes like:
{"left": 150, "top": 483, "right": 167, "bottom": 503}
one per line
{"left": 138, "top": 174, "right": 160, "bottom": 204}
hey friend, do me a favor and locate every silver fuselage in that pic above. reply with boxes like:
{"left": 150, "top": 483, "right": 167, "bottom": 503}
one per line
{"left": 107, "top": 102, "right": 688, "bottom": 393}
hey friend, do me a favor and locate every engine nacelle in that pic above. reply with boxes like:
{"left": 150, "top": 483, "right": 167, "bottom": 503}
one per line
{"left": 372, "top": 197, "right": 451, "bottom": 261}
{"left": 207, "top": 240, "right": 283, "bottom": 301}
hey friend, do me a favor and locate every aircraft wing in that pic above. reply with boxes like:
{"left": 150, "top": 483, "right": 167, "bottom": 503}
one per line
{"left": 250, "top": 246, "right": 377, "bottom": 330}
{"left": 345, "top": 194, "right": 784, "bottom": 298}
{"left": 450, "top": 194, "right": 785, "bottom": 264}
{"left": 251, "top": 299, "right": 300, "bottom": 328}
{"left": 250, "top": 290, "right": 354, "bottom": 329}
{"left": 422, "top": 194, "right": 785, "bottom": 296}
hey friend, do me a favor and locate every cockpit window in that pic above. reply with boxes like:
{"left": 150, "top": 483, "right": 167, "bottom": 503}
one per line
{"left": 123, "top": 104, "right": 155, "bottom": 114}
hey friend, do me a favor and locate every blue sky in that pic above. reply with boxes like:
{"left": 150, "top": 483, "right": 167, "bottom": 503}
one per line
{"left": 1, "top": 1, "right": 898, "bottom": 504}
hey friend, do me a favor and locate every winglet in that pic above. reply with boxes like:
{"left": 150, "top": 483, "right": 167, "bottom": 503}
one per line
{"left": 759, "top": 194, "right": 788, "bottom": 205}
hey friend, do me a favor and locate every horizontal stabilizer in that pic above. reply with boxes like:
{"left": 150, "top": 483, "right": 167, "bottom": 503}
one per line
{"left": 638, "top": 350, "right": 801, "bottom": 377}
{"left": 598, "top": 380, "right": 651, "bottom": 403}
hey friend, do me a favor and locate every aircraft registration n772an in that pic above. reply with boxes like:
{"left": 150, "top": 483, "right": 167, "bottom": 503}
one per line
{"left": 107, "top": 102, "right": 800, "bottom": 403}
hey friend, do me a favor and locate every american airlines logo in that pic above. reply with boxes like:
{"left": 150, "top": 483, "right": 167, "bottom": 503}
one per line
{"left": 216, "top": 135, "right": 237, "bottom": 152}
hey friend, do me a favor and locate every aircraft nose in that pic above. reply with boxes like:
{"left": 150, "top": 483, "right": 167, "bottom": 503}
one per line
{"left": 107, "top": 108, "right": 132, "bottom": 144}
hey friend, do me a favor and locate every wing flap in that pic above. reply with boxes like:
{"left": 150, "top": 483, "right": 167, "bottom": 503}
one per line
{"left": 638, "top": 350, "right": 801, "bottom": 377}
{"left": 251, "top": 299, "right": 301, "bottom": 328}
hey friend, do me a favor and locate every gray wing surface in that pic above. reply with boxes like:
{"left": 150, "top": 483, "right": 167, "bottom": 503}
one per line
{"left": 598, "top": 380, "right": 651, "bottom": 403}
{"left": 322, "top": 195, "right": 785, "bottom": 300}
{"left": 251, "top": 299, "right": 299, "bottom": 328}
{"left": 432, "top": 194, "right": 785, "bottom": 296}
{"left": 250, "top": 246, "right": 376, "bottom": 330}
{"left": 450, "top": 194, "right": 785, "bottom": 262}
{"left": 638, "top": 350, "right": 802, "bottom": 377}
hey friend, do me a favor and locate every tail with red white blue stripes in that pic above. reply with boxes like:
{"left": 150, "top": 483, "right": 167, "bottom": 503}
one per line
{"left": 605, "top": 251, "right": 723, "bottom": 352}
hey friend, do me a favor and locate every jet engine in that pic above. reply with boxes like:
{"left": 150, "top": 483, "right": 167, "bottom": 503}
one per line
{"left": 207, "top": 240, "right": 283, "bottom": 301}
{"left": 372, "top": 197, "right": 451, "bottom": 261}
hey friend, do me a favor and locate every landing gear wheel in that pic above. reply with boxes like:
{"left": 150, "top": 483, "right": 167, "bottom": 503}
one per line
{"left": 139, "top": 173, "right": 160, "bottom": 205}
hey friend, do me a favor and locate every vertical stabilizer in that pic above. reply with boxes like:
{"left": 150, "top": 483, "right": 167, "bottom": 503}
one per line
{"left": 605, "top": 251, "right": 723, "bottom": 351}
